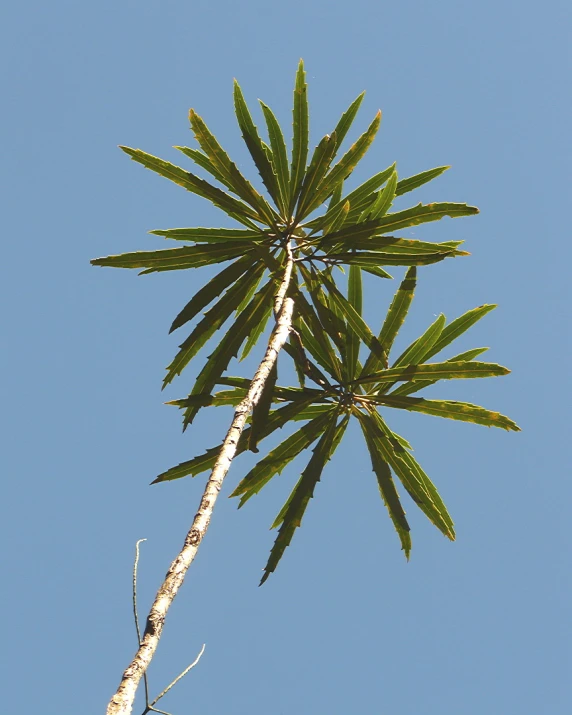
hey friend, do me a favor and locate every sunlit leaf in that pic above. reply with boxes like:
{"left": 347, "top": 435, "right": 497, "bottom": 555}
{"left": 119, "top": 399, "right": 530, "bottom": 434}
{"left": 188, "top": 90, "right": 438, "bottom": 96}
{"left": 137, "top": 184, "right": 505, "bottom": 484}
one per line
{"left": 368, "top": 409, "right": 455, "bottom": 539}
{"left": 360, "top": 267, "right": 416, "bottom": 378}
{"left": 91, "top": 243, "right": 253, "bottom": 273}
{"left": 233, "top": 79, "right": 281, "bottom": 207}
{"left": 373, "top": 395, "right": 521, "bottom": 431}
{"left": 260, "top": 413, "right": 347, "bottom": 584}
{"left": 119, "top": 147, "right": 262, "bottom": 226}
{"left": 182, "top": 279, "right": 277, "bottom": 426}
{"left": 231, "top": 407, "right": 337, "bottom": 504}
{"left": 302, "top": 111, "right": 382, "bottom": 218}
{"left": 163, "top": 265, "right": 265, "bottom": 388}
{"left": 153, "top": 397, "right": 318, "bottom": 483}
{"left": 357, "top": 360, "right": 510, "bottom": 387}
{"left": 423, "top": 305, "right": 497, "bottom": 362}
{"left": 259, "top": 101, "right": 291, "bottom": 215}
{"left": 168, "top": 255, "right": 256, "bottom": 333}
{"left": 290, "top": 59, "right": 309, "bottom": 211}
{"left": 150, "top": 227, "right": 267, "bottom": 243}
{"left": 355, "top": 409, "right": 411, "bottom": 556}
{"left": 395, "top": 166, "right": 450, "bottom": 197}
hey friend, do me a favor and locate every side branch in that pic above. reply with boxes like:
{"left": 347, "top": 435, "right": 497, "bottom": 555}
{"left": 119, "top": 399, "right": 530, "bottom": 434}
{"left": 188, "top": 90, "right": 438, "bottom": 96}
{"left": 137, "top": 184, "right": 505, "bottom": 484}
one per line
{"left": 106, "top": 247, "right": 295, "bottom": 715}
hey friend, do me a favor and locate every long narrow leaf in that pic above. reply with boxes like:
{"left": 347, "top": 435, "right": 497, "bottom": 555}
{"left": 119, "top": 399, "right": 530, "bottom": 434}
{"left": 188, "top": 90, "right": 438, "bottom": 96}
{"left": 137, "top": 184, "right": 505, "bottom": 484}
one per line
{"left": 295, "top": 133, "right": 338, "bottom": 220}
{"left": 290, "top": 59, "right": 309, "bottom": 211}
{"left": 153, "top": 397, "right": 318, "bottom": 483}
{"left": 357, "top": 360, "right": 510, "bottom": 387}
{"left": 259, "top": 102, "right": 291, "bottom": 215}
{"left": 163, "top": 264, "right": 265, "bottom": 387}
{"left": 395, "top": 166, "right": 450, "bottom": 196}
{"left": 260, "top": 413, "right": 347, "bottom": 584}
{"left": 231, "top": 407, "right": 336, "bottom": 504}
{"left": 360, "top": 267, "right": 416, "bottom": 378}
{"left": 120, "top": 147, "right": 262, "bottom": 225}
{"left": 423, "top": 305, "right": 497, "bottom": 362}
{"left": 302, "top": 111, "right": 382, "bottom": 218}
{"left": 389, "top": 348, "right": 490, "bottom": 397}
{"left": 355, "top": 409, "right": 411, "bottom": 556}
{"left": 373, "top": 395, "right": 521, "bottom": 431}
{"left": 346, "top": 266, "right": 363, "bottom": 379}
{"left": 369, "top": 409, "right": 455, "bottom": 539}
{"left": 190, "top": 109, "right": 279, "bottom": 226}
{"left": 330, "top": 92, "right": 366, "bottom": 149}
{"left": 169, "top": 254, "right": 256, "bottom": 333}
{"left": 233, "top": 80, "right": 281, "bottom": 207}
{"left": 182, "top": 279, "right": 276, "bottom": 425}
{"left": 91, "top": 243, "right": 253, "bottom": 273}
{"left": 150, "top": 227, "right": 266, "bottom": 243}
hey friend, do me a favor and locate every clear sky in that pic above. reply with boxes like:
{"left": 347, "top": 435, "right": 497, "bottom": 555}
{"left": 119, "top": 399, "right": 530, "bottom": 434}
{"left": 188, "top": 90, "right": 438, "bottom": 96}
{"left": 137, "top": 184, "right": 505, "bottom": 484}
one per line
{"left": 2, "top": 1, "right": 570, "bottom": 713}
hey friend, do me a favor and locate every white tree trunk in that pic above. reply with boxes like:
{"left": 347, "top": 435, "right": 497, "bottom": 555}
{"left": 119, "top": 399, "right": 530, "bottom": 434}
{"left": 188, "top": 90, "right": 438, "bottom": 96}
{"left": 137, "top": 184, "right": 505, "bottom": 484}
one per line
{"left": 106, "top": 253, "right": 294, "bottom": 715}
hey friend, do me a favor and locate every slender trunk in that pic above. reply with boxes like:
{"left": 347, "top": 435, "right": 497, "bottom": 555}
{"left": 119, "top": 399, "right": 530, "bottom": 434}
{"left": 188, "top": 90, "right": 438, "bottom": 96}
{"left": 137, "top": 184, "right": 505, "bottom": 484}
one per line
{"left": 106, "top": 249, "right": 294, "bottom": 715}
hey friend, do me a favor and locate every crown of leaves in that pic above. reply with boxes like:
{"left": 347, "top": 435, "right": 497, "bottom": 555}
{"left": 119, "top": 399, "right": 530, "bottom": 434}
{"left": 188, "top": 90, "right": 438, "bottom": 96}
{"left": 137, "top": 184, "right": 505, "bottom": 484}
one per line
{"left": 92, "top": 61, "right": 518, "bottom": 583}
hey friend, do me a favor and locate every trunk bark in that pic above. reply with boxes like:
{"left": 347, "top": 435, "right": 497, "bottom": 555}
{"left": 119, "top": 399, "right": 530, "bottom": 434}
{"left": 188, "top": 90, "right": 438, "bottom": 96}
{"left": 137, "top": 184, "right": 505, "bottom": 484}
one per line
{"left": 106, "top": 250, "right": 294, "bottom": 715}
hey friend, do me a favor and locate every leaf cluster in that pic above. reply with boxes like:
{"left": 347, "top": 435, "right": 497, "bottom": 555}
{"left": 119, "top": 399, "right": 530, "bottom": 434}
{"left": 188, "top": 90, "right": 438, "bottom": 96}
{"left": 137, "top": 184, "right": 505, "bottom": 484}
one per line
{"left": 92, "top": 62, "right": 518, "bottom": 583}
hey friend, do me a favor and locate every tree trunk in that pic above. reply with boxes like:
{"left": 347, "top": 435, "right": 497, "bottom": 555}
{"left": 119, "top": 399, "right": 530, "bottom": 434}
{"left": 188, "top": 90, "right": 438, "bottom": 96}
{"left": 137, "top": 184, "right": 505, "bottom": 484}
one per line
{"left": 106, "top": 250, "right": 294, "bottom": 715}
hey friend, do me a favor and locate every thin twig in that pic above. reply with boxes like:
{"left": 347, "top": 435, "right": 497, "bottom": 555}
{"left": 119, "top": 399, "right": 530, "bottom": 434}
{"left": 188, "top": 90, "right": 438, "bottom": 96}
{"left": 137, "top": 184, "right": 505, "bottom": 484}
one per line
{"left": 148, "top": 644, "right": 206, "bottom": 710}
{"left": 106, "top": 246, "right": 296, "bottom": 715}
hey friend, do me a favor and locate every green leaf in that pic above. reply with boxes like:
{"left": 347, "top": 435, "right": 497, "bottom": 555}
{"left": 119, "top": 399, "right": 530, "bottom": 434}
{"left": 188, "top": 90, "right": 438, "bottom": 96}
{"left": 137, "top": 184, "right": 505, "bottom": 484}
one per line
{"left": 231, "top": 407, "right": 337, "bottom": 504}
{"left": 326, "top": 235, "right": 464, "bottom": 256}
{"left": 290, "top": 59, "right": 309, "bottom": 211}
{"left": 322, "top": 251, "right": 456, "bottom": 268}
{"left": 393, "top": 314, "right": 446, "bottom": 368}
{"left": 321, "top": 275, "right": 386, "bottom": 370}
{"left": 362, "top": 265, "right": 393, "bottom": 280}
{"left": 395, "top": 166, "right": 450, "bottom": 197}
{"left": 249, "top": 362, "right": 278, "bottom": 452}
{"left": 355, "top": 410, "right": 411, "bottom": 557}
{"left": 367, "top": 169, "right": 398, "bottom": 220}
{"left": 174, "top": 146, "right": 229, "bottom": 187}
{"left": 90, "top": 243, "right": 253, "bottom": 273}
{"left": 182, "top": 279, "right": 277, "bottom": 425}
{"left": 119, "top": 147, "right": 262, "bottom": 226}
{"left": 330, "top": 92, "right": 366, "bottom": 149}
{"left": 167, "top": 388, "right": 246, "bottom": 409}
{"left": 422, "top": 305, "right": 497, "bottom": 362}
{"left": 233, "top": 80, "right": 282, "bottom": 208}
{"left": 358, "top": 360, "right": 510, "bottom": 387}
{"left": 346, "top": 265, "right": 363, "bottom": 380}
{"left": 366, "top": 201, "right": 479, "bottom": 234}
{"left": 153, "top": 397, "right": 318, "bottom": 483}
{"left": 163, "top": 264, "right": 265, "bottom": 388}
{"left": 368, "top": 409, "right": 455, "bottom": 539}
{"left": 240, "top": 298, "right": 272, "bottom": 360}
{"left": 360, "top": 267, "right": 416, "bottom": 378}
{"left": 169, "top": 254, "right": 256, "bottom": 333}
{"left": 322, "top": 199, "right": 350, "bottom": 235}
{"left": 295, "top": 133, "right": 338, "bottom": 221}
{"left": 259, "top": 101, "right": 291, "bottom": 215}
{"left": 150, "top": 227, "right": 267, "bottom": 243}
{"left": 302, "top": 111, "right": 382, "bottom": 218}
{"left": 260, "top": 413, "right": 347, "bottom": 584}
{"left": 389, "top": 348, "right": 490, "bottom": 397}
{"left": 374, "top": 395, "right": 521, "bottom": 431}
{"left": 306, "top": 164, "right": 395, "bottom": 232}
{"left": 189, "top": 109, "right": 279, "bottom": 226}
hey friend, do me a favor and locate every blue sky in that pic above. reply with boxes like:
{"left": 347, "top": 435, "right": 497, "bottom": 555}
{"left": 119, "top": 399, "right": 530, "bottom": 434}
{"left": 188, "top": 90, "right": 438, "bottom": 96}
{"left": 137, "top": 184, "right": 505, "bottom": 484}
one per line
{"left": 2, "top": 1, "right": 570, "bottom": 713}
